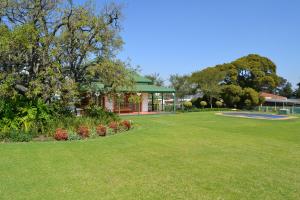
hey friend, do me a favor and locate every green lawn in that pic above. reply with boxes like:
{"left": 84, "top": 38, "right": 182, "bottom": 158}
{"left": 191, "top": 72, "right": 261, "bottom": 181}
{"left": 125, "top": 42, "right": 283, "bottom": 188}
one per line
{"left": 1, "top": 112, "right": 300, "bottom": 200}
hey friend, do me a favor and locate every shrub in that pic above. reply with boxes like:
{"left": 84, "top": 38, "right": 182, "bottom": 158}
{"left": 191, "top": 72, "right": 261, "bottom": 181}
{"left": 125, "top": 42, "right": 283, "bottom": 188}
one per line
{"left": 54, "top": 128, "right": 68, "bottom": 141}
{"left": 96, "top": 124, "right": 107, "bottom": 136}
{"left": 183, "top": 101, "right": 193, "bottom": 110}
{"left": 77, "top": 126, "right": 90, "bottom": 138}
{"left": 4, "top": 131, "right": 33, "bottom": 142}
{"left": 200, "top": 101, "right": 207, "bottom": 108}
{"left": 120, "top": 120, "right": 131, "bottom": 131}
{"left": 215, "top": 101, "right": 223, "bottom": 108}
{"left": 67, "top": 131, "right": 82, "bottom": 141}
{"left": 85, "top": 105, "right": 119, "bottom": 122}
{"left": 109, "top": 121, "right": 119, "bottom": 133}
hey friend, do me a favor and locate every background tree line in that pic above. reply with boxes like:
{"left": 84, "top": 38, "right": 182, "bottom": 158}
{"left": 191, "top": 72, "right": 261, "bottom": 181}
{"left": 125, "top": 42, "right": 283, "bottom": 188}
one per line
{"left": 151, "top": 54, "right": 299, "bottom": 109}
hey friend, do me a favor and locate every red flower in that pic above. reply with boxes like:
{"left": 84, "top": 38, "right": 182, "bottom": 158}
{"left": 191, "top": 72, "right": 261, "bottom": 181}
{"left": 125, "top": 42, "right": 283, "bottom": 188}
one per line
{"left": 54, "top": 128, "right": 68, "bottom": 141}
{"left": 96, "top": 125, "right": 107, "bottom": 136}
{"left": 121, "top": 120, "right": 131, "bottom": 131}
{"left": 109, "top": 121, "right": 119, "bottom": 133}
{"left": 77, "top": 126, "right": 90, "bottom": 138}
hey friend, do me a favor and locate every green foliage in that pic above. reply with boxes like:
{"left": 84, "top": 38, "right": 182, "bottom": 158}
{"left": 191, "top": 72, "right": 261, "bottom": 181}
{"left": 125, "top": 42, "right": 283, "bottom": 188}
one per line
{"left": 190, "top": 67, "right": 225, "bottom": 108}
{"left": 0, "top": 1, "right": 135, "bottom": 140}
{"left": 221, "top": 85, "right": 243, "bottom": 108}
{"left": 294, "top": 83, "right": 300, "bottom": 98}
{"left": 221, "top": 85, "right": 261, "bottom": 109}
{"left": 215, "top": 101, "right": 223, "bottom": 108}
{"left": 145, "top": 73, "right": 164, "bottom": 86}
{"left": 0, "top": 97, "right": 53, "bottom": 135}
{"left": 259, "top": 96, "right": 266, "bottom": 105}
{"left": 219, "top": 54, "right": 280, "bottom": 92}
{"left": 200, "top": 101, "right": 207, "bottom": 108}
{"left": 67, "top": 131, "right": 82, "bottom": 141}
{"left": 2, "top": 130, "right": 33, "bottom": 142}
{"left": 276, "top": 77, "right": 293, "bottom": 98}
{"left": 85, "top": 105, "right": 119, "bottom": 121}
{"left": 242, "top": 88, "right": 259, "bottom": 108}
{"left": 183, "top": 101, "right": 193, "bottom": 110}
{"left": 169, "top": 74, "right": 192, "bottom": 101}
{"left": 128, "top": 94, "right": 142, "bottom": 113}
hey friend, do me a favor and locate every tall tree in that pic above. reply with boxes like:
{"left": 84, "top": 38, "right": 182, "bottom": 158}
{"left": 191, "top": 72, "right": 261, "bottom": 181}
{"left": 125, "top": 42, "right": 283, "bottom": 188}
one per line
{"left": 0, "top": 0, "right": 131, "bottom": 104}
{"left": 145, "top": 73, "right": 164, "bottom": 86}
{"left": 276, "top": 77, "right": 293, "bottom": 98}
{"left": 190, "top": 67, "right": 225, "bottom": 108}
{"left": 219, "top": 54, "right": 280, "bottom": 92}
{"left": 169, "top": 74, "right": 191, "bottom": 101}
{"left": 295, "top": 82, "right": 300, "bottom": 98}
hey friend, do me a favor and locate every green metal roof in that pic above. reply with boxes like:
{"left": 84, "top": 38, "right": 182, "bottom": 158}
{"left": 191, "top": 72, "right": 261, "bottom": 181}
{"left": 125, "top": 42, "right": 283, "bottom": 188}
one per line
{"left": 118, "top": 84, "right": 175, "bottom": 93}
{"left": 80, "top": 74, "right": 175, "bottom": 93}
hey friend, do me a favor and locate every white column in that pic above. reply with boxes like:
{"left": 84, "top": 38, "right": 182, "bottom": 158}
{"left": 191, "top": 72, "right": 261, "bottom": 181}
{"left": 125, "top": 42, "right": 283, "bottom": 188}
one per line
{"left": 104, "top": 96, "right": 114, "bottom": 112}
{"left": 141, "top": 93, "right": 149, "bottom": 112}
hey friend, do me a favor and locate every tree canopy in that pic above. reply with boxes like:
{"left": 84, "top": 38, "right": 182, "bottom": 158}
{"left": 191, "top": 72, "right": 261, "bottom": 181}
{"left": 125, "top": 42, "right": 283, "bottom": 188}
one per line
{"left": 218, "top": 54, "right": 280, "bottom": 92}
{"left": 0, "top": 0, "right": 132, "bottom": 105}
{"left": 189, "top": 54, "right": 282, "bottom": 108}
{"left": 145, "top": 73, "right": 164, "bottom": 86}
{"left": 295, "top": 82, "right": 300, "bottom": 98}
{"left": 169, "top": 74, "right": 191, "bottom": 100}
{"left": 190, "top": 67, "right": 225, "bottom": 108}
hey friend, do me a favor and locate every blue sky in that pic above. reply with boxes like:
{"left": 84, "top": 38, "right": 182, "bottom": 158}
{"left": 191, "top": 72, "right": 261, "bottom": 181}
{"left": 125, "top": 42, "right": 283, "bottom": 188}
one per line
{"left": 75, "top": 0, "right": 300, "bottom": 87}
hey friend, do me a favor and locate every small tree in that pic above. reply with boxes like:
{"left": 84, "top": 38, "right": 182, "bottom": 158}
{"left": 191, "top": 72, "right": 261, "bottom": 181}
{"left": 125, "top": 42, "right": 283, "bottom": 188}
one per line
{"left": 244, "top": 99, "right": 252, "bottom": 110}
{"left": 215, "top": 101, "right": 223, "bottom": 108}
{"left": 128, "top": 94, "right": 142, "bottom": 114}
{"left": 183, "top": 101, "right": 193, "bottom": 111}
{"left": 242, "top": 88, "right": 259, "bottom": 109}
{"left": 200, "top": 101, "right": 207, "bottom": 109}
{"left": 221, "top": 85, "right": 243, "bottom": 108}
{"left": 190, "top": 67, "right": 225, "bottom": 108}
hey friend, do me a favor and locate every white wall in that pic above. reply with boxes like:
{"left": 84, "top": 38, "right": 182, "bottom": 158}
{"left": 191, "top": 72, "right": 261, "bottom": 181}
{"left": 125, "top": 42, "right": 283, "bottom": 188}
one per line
{"left": 104, "top": 96, "right": 114, "bottom": 112}
{"left": 141, "top": 93, "right": 148, "bottom": 112}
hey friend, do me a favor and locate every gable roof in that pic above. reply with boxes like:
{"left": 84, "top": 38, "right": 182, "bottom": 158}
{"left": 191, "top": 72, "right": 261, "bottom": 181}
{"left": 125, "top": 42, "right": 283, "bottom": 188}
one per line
{"left": 119, "top": 84, "right": 175, "bottom": 93}
{"left": 260, "top": 92, "right": 287, "bottom": 100}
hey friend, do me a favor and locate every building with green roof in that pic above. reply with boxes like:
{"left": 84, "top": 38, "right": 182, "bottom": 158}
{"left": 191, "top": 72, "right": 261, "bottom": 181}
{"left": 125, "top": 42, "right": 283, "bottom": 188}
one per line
{"left": 82, "top": 74, "right": 176, "bottom": 114}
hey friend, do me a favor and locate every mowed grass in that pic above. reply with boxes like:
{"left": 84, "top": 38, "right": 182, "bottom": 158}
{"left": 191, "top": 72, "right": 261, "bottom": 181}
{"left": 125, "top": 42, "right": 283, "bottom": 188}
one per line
{"left": 0, "top": 112, "right": 300, "bottom": 200}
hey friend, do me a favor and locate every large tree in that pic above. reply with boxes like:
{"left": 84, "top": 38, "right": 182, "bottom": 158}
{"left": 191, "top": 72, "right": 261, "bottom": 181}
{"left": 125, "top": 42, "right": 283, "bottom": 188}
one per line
{"left": 0, "top": 0, "right": 131, "bottom": 104}
{"left": 276, "top": 77, "right": 293, "bottom": 98}
{"left": 190, "top": 67, "right": 225, "bottom": 108}
{"left": 169, "top": 74, "right": 191, "bottom": 101}
{"left": 219, "top": 54, "right": 280, "bottom": 92}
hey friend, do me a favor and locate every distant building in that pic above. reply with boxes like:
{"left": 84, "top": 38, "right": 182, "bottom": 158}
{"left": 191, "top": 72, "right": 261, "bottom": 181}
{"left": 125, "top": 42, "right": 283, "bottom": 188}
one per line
{"left": 259, "top": 92, "right": 300, "bottom": 107}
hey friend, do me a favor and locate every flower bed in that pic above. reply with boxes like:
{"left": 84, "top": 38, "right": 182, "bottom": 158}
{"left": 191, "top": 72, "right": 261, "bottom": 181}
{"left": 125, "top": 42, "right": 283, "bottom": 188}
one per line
{"left": 53, "top": 120, "right": 133, "bottom": 141}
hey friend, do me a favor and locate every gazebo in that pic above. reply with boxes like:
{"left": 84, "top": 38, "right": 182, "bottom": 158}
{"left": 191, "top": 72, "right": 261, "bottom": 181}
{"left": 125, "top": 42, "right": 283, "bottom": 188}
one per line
{"left": 80, "top": 74, "right": 176, "bottom": 114}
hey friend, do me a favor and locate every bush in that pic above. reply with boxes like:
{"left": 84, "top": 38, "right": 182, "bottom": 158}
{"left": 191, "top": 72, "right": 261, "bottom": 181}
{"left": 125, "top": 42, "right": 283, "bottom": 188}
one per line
{"left": 77, "top": 126, "right": 90, "bottom": 138}
{"left": 215, "top": 101, "right": 223, "bottom": 108}
{"left": 109, "top": 121, "right": 119, "bottom": 133}
{"left": 96, "top": 125, "right": 107, "bottom": 136}
{"left": 54, "top": 128, "right": 68, "bottom": 141}
{"left": 183, "top": 101, "right": 193, "bottom": 110}
{"left": 120, "top": 120, "right": 131, "bottom": 131}
{"left": 68, "top": 131, "right": 82, "bottom": 141}
{"left": 85, "top": 105, "right": 119, "bottom": 122}
{"left": 4, "top": 131, "right": 33, "bottom": 142}
{"left": 200, "top": 101, "right": 207, "bottom": 108}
